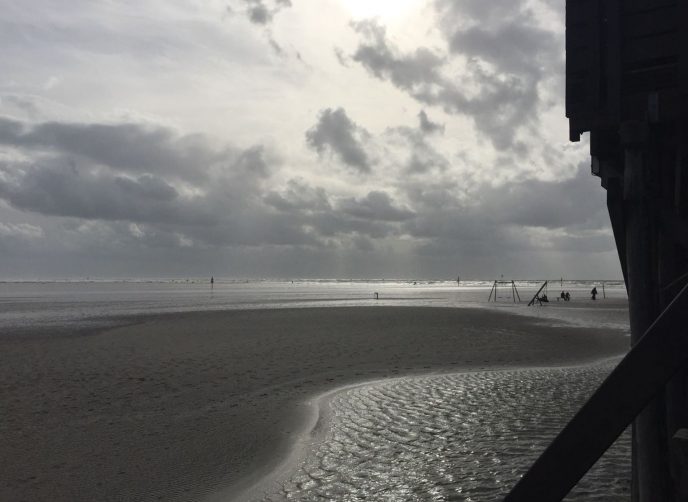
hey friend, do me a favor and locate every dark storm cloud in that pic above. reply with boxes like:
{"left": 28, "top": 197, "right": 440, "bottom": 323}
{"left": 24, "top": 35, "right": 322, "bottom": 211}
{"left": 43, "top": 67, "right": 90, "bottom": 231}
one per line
{"left": 262, "top": 183, "right": 412, "bottom": 240}
{"left": 477, "top": 163, "right": 604, "bottom": 229}
{"left": 0, "top": 159, "right": 214, "bottom": 225}
{"left": 0, "top": 117, "right": 230, "bottom": 182}
{"left": 337, "top": 191, "right": 415, "bottom": 222}
{"left": 400, "top": 162, "right": 608, "bottom": 243}
{"left": 418, "top": 110, "right": 444, "bottom": 135}
{"left": 350, "top": 8, "right": 562, "bottom": 152}
{"left": 0, "top": 117, "right": 408, "bottom": 251}
{"left": 306, "top": 108, "right": 372, "bottom": 173}
{"left": 263, "top": 179, "right": 331, "bottom": 213}
{"left": 308, "top": 211, "right": 398, "bottom": 239}
{"left": 0, "top": 117, "right": 313, "bottom": 248}
{"left": 448, "top": 24, "right": 558, "bottom": 76}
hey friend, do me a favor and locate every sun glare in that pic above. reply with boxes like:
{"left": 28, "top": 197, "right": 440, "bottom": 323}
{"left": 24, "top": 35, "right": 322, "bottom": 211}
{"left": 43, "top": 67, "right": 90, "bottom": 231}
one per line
{"left": 339, "top": 0, "right": 421, "bottom": 20}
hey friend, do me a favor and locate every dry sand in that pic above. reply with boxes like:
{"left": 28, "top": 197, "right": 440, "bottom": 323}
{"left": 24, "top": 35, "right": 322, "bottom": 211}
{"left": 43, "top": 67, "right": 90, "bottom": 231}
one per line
{"left": 1, "top": 305, "right": 629, "bottom": 501}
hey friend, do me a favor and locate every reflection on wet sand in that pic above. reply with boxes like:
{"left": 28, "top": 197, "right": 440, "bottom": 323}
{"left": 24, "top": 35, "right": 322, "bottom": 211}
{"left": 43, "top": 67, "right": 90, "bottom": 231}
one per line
{"left": 268, "top": 360, "right": 630, "bottom": 501}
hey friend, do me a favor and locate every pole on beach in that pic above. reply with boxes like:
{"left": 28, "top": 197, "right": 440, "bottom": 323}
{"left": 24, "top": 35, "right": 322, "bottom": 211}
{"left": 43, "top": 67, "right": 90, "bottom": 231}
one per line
{"left": 488, "top": 281, "right": 497, "bottom": 302}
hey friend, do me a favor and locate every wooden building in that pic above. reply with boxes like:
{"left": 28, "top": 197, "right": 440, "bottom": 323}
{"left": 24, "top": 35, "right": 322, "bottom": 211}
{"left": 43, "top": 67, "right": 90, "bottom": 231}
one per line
{"left": 568, "top": 1, "right": 687, "bottom": 499}
{"left": 506, "top": 1, "right": 688, "bottom": 500}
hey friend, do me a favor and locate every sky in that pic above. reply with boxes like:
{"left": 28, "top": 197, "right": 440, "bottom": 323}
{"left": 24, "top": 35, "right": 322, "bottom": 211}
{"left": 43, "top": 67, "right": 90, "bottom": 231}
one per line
{"left": 0, "top": 0, "right": 622, "bottom": 280}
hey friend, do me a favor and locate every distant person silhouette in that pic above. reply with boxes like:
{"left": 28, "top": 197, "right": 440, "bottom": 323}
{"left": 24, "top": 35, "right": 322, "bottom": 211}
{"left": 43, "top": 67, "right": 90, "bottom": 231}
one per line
{"left": 565, "top": 291, "right": 570, "bottom": 301}
{"left": 211, "top": 276, "right": 214, "bottom": 289}
{"left": 560, "top": 291, "right": 566, "bottom": 301}
{"left": 591, "top": 286, "right": 598, "bottom": 300}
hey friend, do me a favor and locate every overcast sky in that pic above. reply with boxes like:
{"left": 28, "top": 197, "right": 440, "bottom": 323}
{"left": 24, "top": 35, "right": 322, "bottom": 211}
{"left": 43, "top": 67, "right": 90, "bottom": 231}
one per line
{"left": 0, "top": 0, "right": 621, "bottom": 280}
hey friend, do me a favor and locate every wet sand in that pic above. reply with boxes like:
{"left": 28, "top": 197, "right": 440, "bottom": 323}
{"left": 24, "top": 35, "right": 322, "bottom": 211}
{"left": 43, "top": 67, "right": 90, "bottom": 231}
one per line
{"left": 0, "top": 305, "right": 629, "bottom": 501}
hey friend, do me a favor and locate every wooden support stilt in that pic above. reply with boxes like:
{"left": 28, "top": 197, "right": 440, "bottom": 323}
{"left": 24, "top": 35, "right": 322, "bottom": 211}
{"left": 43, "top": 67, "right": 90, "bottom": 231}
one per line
{"left": 621, "top": 122, "right": 671, "bottom": 501}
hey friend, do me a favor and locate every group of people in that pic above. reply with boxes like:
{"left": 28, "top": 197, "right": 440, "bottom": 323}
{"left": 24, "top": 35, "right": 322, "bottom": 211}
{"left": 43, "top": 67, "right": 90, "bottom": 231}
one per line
{"left": 560, "top": 288, "right": 599, "bottom": 301}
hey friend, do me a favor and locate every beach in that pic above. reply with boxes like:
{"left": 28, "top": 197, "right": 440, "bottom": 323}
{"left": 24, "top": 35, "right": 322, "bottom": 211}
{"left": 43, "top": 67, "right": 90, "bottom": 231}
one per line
{"left": 1, "top": 301, "right": 629, "bottom": 502}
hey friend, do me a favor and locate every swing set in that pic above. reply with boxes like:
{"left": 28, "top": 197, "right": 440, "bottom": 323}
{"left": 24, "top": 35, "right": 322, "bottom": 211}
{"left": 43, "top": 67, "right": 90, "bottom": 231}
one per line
{"left": 487, "top": 280, "right": 521, "bottom": 303}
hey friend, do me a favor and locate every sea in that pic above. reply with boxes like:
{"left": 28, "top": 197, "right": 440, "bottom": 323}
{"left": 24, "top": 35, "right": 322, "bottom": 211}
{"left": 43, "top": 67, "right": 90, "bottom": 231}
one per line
{"left": 0, "top": 279, "right": 631, "bottom": 500}
{"left": 0, "top": 278, "right": 628, "bottom": 334}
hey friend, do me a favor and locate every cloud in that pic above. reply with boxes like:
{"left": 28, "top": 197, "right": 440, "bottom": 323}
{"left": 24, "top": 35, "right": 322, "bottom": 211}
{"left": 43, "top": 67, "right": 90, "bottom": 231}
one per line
{"left": 0, "top": 95, "right": 40, "bottom": 117}
{"left": 0, "top": 160, "right": 211, "bottom": 225}
{"left": 0, "top": 118, "right": 305, "bottom": 248}
{"left": 418, "top": 110, "right": 444, "bottom": 135}
{"left": 306, "top": 108, "right": 372, "bottom": 173}
{"left": 350, "top": 9, "right": 562, "bottom": 153}
{"left": 476, "top": 163, "right": 606, "bottom": 229}
{"left": 351, "top": 20, "right": 445, "bottom": 92}
{"left": 0, "top": 222, "right": 43, "bottom": 239}
{"left": 337, "top": 191, "right": 415, "bottom": 222}
{"left": 386, "top": 123, "right": 449, "bottom": 174}
{"left": 230, "top": 0, "right": 292, "bottom": 25}
{"left": 0, "top": 117, "right": 231, "bottom": 182}
{"left": 0, "top": 0, "right": 620, "bottom": 279}
{"left": 399, "top": 162, "right": 609, "bottom": 244}
{"left": 263, "top": 179, "right": 331, "bottom": 213}
{"left": 0, "top": 117, "right": 406, "bottom": 252}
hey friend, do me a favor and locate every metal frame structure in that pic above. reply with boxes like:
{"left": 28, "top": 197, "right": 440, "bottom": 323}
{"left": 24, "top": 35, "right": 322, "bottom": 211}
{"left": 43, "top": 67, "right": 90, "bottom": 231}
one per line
{"left": 487, "top": 280, "right": 522, "bottom": 303}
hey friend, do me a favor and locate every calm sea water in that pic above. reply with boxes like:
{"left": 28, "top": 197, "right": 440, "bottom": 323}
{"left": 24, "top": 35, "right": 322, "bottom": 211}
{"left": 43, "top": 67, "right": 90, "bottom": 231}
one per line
{"left": 0, "top": 278, "right": 627, "bottom": 334}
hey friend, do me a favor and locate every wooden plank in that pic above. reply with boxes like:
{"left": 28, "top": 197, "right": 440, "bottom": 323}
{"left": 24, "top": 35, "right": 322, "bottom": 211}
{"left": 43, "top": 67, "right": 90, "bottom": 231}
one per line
{"left": 620, "top": 89, "right": 681, "bottom": 121}
{"left": 566, "top": 0, "right": 600, "bottom": 112}
{"left": 603, "top": 0, "right": 622, "bottom": 123}
{"left": 622, "top": 62, "right": 678, "bottom": 94}
{"left": 504, "top": 282, "right": 688, "bottom": 501}
{"left": 623, "top": 0, "right": 676, "bottom": 14}
{"left": 623, "top": 32, "right": 679, "bottom": 64}
{"left": 566, "top": 28, "right": 593, "bottom": 49}
{"left": 606, "top": 177, "right": 628, "bottom": 288}
{"left": 679, "top": 0, "right": 688, "bottom": 114}
{"left": 567, "top": 48, "right": 593, "bottom": 71}
{"left": 623, "top": 7, "right": 677, "bottom": 38}
{"left": 567, "top": 0, "right": 597, "bottom": 24}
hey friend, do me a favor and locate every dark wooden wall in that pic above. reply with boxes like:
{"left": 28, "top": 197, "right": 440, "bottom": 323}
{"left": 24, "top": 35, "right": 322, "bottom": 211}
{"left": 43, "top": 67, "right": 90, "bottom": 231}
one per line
{"left": 566, "top": 1, "right": 688, "bottom": 500}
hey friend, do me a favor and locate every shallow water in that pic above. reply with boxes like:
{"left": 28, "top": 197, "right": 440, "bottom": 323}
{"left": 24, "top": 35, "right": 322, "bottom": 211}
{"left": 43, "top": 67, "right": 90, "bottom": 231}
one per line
{"left": 0, "top": 279, "right": 627, "bottom": 334}
{"left": 262, "top": 360, "right": 630, "bottom": 501}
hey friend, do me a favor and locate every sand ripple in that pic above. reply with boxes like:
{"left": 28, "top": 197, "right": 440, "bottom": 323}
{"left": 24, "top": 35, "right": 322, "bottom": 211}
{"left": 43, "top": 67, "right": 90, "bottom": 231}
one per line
{"left": 263, "top": 361, "right": 630, "bottom": 501}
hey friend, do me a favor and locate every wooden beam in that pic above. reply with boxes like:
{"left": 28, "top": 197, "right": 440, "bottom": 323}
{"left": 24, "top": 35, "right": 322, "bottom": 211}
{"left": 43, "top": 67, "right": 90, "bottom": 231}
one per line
{"left": 504, "top": 282, "right": 688, "bottom": 501}
{"left": 527, "top": 281, "right": 548, "bottom": 307}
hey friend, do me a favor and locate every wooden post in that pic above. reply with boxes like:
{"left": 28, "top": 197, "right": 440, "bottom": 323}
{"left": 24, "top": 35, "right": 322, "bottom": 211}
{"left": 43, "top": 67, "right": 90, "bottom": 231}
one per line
{"left": 621, "top": 122, "right": 670, "bottom": 501}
